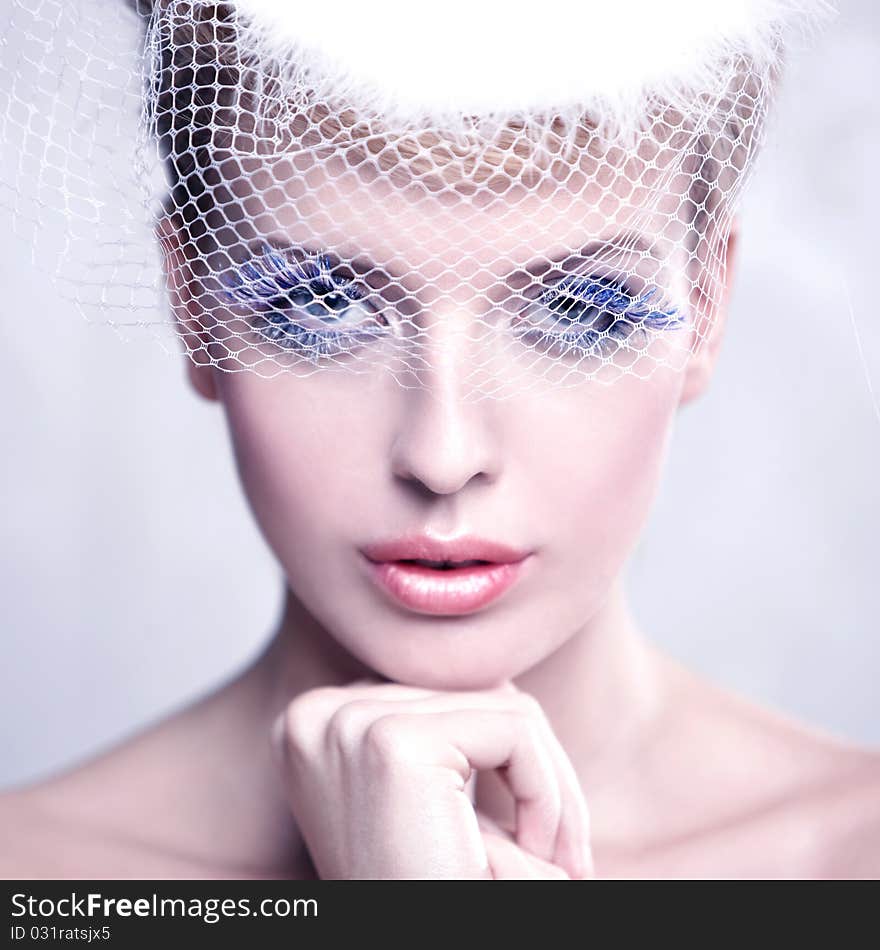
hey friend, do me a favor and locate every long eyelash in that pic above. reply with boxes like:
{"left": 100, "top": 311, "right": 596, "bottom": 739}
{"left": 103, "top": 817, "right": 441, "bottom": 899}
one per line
{"left": 217, "top": 248, "right": 380, "bottom": 360}
{"left": 523, "top": 274, "right": 685, "bottom": 357}
{"left": 541, "top": 274, "right": 683, "bottom": 326}
{"left": 221, "top": 252, "right": 682, "bottom": 363}
{"left": 254, "top": 312, "right": 373, "bottom": 355}
{"left": 219, "top": 248, "right": 366, "bottom": 309}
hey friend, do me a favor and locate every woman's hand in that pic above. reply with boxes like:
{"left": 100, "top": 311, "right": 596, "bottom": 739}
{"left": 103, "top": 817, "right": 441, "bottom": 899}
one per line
{"left": 269, "top": 679, "right": 593, "bottom": 879}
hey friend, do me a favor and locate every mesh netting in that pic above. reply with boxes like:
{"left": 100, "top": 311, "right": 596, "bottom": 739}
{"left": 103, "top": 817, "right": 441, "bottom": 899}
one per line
{"left": 0, "top": 0, "right": 826, "bottom": 402}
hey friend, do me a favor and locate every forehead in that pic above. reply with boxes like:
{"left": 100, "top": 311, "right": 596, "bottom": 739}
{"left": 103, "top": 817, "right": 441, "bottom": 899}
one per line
{"left": 198, "top": 134, "right": 697, "bottom": 287}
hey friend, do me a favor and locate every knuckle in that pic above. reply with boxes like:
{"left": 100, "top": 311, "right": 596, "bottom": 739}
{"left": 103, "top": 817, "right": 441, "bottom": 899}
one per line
{"left": 288, "top": 685, "right": 342, "bottom": 720}
{"left": 513, "top": 707, "right": 545, "bottom": 746}
{"left": 362, "top": 714, "right": 414, "bottom": 763}
{"left": 278, "top": 687, "right": 346, "bottom": 755}
{"left": 276, "top": 704, "right": 314, "bottom": 761}
{"left": 326, "top": 699, "right": 378, "bottom": 752}
{"left": 514, "top": 691, "right": 545, "bottom": 719}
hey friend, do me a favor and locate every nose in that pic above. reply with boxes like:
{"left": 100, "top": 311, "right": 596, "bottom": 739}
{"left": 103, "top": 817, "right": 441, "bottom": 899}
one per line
{"left": 389, "top": 304, "right": 502, "bottom": 496}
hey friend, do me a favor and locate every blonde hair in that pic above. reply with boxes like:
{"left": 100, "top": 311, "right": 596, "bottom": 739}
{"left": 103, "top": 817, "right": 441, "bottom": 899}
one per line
{"left": 148, "top": 0, "right": 775, "bottom": 259}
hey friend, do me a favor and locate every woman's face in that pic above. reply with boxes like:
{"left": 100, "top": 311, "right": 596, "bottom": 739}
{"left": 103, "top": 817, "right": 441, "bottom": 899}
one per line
{"left": 171, "top": 147, "right": 730, "bottom": 690}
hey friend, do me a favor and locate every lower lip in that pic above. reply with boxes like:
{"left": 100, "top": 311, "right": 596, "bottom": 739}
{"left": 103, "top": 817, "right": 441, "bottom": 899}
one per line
{"left": 363, "top": 557, "right": 530, "bottom": 616}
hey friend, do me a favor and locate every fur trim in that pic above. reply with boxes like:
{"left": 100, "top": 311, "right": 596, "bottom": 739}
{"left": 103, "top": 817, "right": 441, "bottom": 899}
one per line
{"left": 229, "top": 0, "right": 832, "bottom": 129}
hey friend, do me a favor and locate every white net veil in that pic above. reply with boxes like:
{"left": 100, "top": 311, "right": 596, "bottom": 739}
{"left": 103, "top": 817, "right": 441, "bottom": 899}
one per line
{"left": 0, "top": 0, "right": 830, "bottom": 403}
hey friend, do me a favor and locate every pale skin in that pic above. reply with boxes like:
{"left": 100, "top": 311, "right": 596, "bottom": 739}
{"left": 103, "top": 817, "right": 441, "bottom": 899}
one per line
{"left": 2, "top": 144, "right": 879, "bottom": 880}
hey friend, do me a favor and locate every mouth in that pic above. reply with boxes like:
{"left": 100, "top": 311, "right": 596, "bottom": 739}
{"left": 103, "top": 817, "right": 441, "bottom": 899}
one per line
{"left": 399, "top": 558, "right": 490, "bottom": 570}
{"left": 360, "top": 535, "right": 532, "bottom": 616}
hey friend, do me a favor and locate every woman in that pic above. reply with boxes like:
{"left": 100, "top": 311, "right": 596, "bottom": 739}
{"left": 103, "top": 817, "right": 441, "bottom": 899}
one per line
{"left": 1, "top": 0, "right": 878, "bottom": 879}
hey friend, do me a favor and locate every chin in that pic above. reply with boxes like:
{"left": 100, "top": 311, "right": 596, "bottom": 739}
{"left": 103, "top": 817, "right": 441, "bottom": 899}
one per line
{"left": 378, "top": 662, "right": 518, "bottom": 693}
{"left": 337, "top": 617, "right": 556, "bottom": 692}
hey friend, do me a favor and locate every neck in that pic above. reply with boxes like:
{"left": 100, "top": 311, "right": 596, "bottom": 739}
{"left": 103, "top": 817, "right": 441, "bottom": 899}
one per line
{"left": 514, "top": 579, "right": 664, "bottom": 783}
{"left": 471, "top": 579, "right": 666, "bottom": 830}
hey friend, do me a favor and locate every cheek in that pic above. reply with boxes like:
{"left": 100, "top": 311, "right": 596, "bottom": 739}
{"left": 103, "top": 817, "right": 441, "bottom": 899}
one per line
{"left": 215, "top": 375, "right": 381, "bottom": 563}
{"left": 520, "top": 377, "right": 679, "bottom": 596}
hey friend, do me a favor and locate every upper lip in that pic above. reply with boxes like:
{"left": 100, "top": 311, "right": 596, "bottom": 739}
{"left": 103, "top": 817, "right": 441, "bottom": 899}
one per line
{"left": 361, "top": 534, "right": 531, "bottom": 565}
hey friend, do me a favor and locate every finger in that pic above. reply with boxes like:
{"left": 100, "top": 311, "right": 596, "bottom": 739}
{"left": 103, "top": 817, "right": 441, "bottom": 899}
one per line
{"left": 269, "top": 682, "right": 436, "bottom": 763}
{"left": 292, "top": 682, "right": 590, "bottom": 876}
{"left": 475, "top": 810, "right": 514, "bottom": 839}
{"left": 536, "top": 730, "right": 593, "bottom": 879}
{"left": 383, "top": 709, "right": 562, "bottom": 865}
{"left": 368, "top": 686, "right": 590, "bottom": 878}
{"left": 482, "top": 831, "right": 570, "bottom": 880}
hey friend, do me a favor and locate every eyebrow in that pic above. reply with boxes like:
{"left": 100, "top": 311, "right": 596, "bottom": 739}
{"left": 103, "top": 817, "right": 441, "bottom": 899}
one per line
{"left": 254, "top": 229, "right": 661, "bottom": 289}
{"left": 512, "top": 231, "right": 662, "bottom": 283}
{"left": 251, "top": 237, "right": 389, "bottom": 279}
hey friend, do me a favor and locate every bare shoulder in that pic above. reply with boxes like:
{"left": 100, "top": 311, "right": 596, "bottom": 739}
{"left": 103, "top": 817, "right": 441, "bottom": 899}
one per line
{"left": 717, "top": 694, "right": 880, "bottom": 877}
{"left": 0, "top": 787, "right": 43, "bottom": 877}
{"left": 0, "top": 721, "right": 213, "bottom": 879}
{"left": 0, "top": 777, "right": 123, "bottom": 879}
{"left": 0, "top": 778, "right": 253, "bottom": 880}
{"left": 0, "top": 784, "right": 100, "bottom": 879}
{"left": 801, "top": 750, "right": 880, "bottom": 878}
{"left": 0, "top": 727, "right": 164, "bottom": 878}
{"left": 651, "top": 652, "right": 880, "bottom": 877}
{"left": 0, "top": 689, "right": 299, "bottom": 880}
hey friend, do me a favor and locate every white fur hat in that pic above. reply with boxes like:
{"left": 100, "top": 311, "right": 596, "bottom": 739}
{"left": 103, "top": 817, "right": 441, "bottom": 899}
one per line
{"left": 232, "top": 0, "right": 831, "bottom": 126}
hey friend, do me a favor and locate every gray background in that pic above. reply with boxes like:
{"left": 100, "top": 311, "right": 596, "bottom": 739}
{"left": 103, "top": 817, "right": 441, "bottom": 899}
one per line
{"left": 1, "top": 1, "right": 878, "bottom": 787}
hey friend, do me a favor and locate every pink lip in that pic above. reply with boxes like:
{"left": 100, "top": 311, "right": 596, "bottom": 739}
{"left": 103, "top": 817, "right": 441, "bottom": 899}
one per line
{"left": 360, "top": 534, "right": 532, "bottom": 616}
